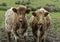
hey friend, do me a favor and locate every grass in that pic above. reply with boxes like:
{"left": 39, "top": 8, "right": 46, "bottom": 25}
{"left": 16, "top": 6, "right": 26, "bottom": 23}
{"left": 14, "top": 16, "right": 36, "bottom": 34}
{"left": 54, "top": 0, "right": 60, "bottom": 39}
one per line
{"left": 51, "top": 12, "right": 60, "bottom": 18}
{"left": 0, "top": 0, "right": 60, "bottom": 33}
{"left": 0, "top": 11, "right": 5, "bottom": 28}
{"left": 50, "top": 12, "right": 60, "bottom": 32}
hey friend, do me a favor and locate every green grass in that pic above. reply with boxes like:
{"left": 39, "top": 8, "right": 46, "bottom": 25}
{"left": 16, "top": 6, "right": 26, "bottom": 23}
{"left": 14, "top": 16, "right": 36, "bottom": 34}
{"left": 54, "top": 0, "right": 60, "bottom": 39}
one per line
{"left": 0, "top": 0, "right": 18, "bottom": 7}
{"left": 50, "top": 12, "right": 60, "bottom": 32}
{"left": 0, "top": 0, "right": 60, "bottom": 33}
{"left": 0, "top": 11, "right": 5, "bottom": 28}
{"left": 51, "top": 12, "right": 60, "bottom": 18}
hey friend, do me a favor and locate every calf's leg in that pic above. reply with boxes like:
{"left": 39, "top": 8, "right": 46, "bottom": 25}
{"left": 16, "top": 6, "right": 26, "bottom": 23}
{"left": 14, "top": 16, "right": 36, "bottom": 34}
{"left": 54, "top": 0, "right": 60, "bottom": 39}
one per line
{"left": 12, "top": 28, "right": 20, "bottom": 42}
{"left": 6, "top": 31, "right": 11, "bottom": 42}
{"left": 32, "top": 28, "right": 38, "bottom": 42}
{"left": 22, "top": 28, "right": 28, "bottom": 42}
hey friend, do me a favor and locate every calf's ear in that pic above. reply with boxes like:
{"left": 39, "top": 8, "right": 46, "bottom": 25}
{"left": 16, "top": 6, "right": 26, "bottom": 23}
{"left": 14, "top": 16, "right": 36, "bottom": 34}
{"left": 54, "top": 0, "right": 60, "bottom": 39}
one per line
{"left": 44, "top": 12, "right": 49, "bottom": 16}
{"left": 32, "top": 11, "right": 36, "bottom": 16}
{"left": 12, "top": 8, "right": 17, "bottom": 13}
{"left": 25, "top": 8, "right": 30, "bottom": 14}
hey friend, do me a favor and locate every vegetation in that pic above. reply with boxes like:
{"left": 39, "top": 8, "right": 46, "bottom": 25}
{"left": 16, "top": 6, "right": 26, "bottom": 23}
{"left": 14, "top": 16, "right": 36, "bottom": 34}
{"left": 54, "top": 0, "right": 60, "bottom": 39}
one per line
{"left": 0, "top": 0, "right": 60, "bottom": 42}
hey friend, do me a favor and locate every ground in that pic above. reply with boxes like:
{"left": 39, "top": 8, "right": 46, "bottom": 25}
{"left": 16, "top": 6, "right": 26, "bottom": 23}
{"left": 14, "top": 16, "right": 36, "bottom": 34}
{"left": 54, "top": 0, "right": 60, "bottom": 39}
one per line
{"left": 0, "top": 0, "right": 60, "bottom": 42}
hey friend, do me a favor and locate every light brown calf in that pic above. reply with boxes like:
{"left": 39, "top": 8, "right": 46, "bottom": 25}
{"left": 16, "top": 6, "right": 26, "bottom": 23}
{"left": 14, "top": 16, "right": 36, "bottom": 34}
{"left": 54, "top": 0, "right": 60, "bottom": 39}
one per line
{"left": 30, "top": 8, "right": 51, "bottom": 42}
{"left": 5, "top": 5, "right": 30, "bottom": 42}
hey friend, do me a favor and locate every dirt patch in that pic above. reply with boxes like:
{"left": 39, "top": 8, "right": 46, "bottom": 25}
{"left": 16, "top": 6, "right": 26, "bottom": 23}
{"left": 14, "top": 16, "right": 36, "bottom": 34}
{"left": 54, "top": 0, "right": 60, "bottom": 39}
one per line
{"left": 0, "top": 28, "right": 60, "bottom": 42}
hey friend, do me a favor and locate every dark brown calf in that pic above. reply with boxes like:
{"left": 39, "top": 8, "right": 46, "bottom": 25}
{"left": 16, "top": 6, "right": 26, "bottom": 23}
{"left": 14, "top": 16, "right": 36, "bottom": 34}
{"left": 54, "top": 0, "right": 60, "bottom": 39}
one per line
{"left": 30, "top": 8, "right": 51, "bottom": 42}
{"left": 5, "top": 5, "right": 30, "bottom": 42}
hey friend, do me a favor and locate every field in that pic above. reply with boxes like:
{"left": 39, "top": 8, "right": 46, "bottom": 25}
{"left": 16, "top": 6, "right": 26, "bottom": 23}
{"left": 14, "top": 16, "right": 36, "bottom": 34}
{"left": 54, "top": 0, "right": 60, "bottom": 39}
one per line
{"left": 0, "top": 0, "right": 60, "bottom": 42}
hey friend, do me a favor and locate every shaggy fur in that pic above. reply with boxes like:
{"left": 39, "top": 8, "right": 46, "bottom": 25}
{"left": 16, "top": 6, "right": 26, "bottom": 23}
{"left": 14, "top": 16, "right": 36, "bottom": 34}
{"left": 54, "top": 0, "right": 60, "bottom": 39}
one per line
{"left": 30, "top": 8, "right": 51, "bottom": 42}
{"left": 5, "top": 5, "right": 30, "bottom": 42}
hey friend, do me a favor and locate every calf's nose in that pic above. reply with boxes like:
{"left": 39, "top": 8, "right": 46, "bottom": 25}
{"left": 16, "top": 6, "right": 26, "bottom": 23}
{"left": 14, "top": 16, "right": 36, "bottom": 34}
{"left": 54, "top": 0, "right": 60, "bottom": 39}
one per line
{"left": 19, "top": 19, "right": 23, "bottom": 22}
{"left": 38, "top": 23, "right": 42, "bottom": 25}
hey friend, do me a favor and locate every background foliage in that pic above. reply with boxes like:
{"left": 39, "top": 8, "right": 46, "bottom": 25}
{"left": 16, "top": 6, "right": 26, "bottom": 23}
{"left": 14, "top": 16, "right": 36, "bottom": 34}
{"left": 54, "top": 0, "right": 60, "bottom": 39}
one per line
{"left": 0, "top": 0, "right": 60, "bottom": 42}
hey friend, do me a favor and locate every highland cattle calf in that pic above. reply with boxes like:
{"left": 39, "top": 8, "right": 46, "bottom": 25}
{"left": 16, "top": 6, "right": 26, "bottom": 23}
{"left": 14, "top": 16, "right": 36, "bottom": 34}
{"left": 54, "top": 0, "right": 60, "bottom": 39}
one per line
{"left": 30, "top": 8, "right": 51, "bottom": 42}
{"left": 5, "top": 5, "right": 30, "bottom": 42}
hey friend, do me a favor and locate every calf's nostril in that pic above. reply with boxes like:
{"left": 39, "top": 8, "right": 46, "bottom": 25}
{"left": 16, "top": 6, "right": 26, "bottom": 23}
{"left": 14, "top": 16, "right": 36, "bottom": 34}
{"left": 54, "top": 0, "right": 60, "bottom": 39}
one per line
{"left": 19, "top": 21, "right": 22, "bottom": 22}
{"left": 38, "top": 23, "right": 42, "bottom": 25}
{"left": 19, "top": 19, "right": 23, "bottom": 22}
